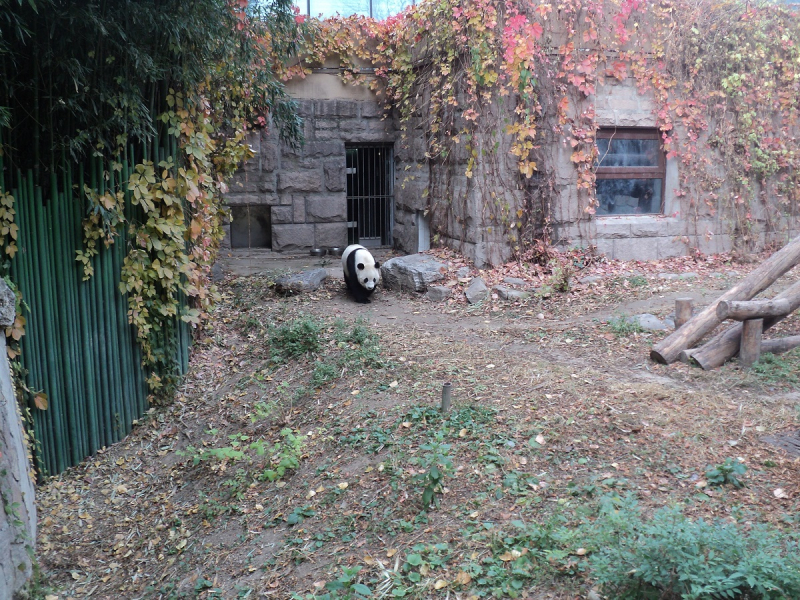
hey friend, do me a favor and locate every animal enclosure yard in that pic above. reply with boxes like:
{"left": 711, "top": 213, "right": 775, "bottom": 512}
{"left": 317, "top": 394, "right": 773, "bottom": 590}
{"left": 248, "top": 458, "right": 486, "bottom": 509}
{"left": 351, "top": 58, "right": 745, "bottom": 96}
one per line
{"left": 36, "top": 252, "right": 800, "bottom": 599}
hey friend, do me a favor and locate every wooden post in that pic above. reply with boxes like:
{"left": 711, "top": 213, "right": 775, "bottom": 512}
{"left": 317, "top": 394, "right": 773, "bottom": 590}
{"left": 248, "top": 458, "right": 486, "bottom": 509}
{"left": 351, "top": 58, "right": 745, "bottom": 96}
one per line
{"left": 740, "top": 318, "right": 763, "bottom": 367}
{"left": 675, "top": 298, "right": 694, "bottom": 329}
{"left": 683, "top": 280, "right": 800, "bottom": 370}
{"left": 441, "top": 382, "right": 452, "bottom": 413}
{"left": 650, "top": 233, "right": 800, "bottom": 364}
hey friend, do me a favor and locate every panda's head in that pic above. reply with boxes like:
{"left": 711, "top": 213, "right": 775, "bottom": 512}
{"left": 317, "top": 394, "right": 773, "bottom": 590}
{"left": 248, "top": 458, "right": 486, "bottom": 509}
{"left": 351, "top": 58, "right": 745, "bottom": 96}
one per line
{"left": 357, "top": 256, "right": 381, "bottom": 291}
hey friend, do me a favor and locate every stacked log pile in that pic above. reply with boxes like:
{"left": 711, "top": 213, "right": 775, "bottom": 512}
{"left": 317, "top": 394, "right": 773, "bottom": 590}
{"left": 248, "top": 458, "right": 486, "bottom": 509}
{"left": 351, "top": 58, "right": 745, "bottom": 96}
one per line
{"left": 650, "top": 235, "right": 800, "bottom": 369}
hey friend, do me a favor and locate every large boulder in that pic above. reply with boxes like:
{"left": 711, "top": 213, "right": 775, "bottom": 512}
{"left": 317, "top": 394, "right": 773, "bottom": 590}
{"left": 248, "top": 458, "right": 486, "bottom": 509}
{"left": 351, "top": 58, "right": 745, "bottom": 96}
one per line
{"left": 274, "top": 268, "right": 328, "bottom": 294}
{"left": 381, "top": 254, "right": 446, "bottom": 292}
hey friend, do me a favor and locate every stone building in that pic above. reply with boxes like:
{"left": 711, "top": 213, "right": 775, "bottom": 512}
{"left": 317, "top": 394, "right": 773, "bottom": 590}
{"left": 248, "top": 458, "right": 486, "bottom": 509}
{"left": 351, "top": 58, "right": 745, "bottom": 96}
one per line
{"left": 223, "top": 10, "right": 798, "bottom": 267}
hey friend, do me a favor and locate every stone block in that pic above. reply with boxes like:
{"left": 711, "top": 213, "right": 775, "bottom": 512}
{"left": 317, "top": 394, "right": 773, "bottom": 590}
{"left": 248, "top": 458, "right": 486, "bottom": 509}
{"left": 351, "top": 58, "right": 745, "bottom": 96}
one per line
{"left": 259, "top": 175, "right": 277, "bottom": 193}
{"left": 614, "top": 110, "right": 656, "bottom": 127}
{"left": 315, "top": 118, "right": 339, "bottom": 131}
{"left": 261, "top": 144, "right": 278, "bottom": 172}
{"left": 657, "top": 236, "right": 688, "bottom": 258}
{"left": 296, "top": 99, "right": 315, "bottom": 118}
{"left": 612, "top": 237, "right": 660, "bottom": 261}
{"left": 315, "top": 222, "right": 348, "bottom": 248}
{"left": 360, "top": 101, "right": 387, "bottom": 118}
{"left": 324, "top": 160, "right": 346, "bottom": 192}
{"left": 223, "top": 194, "right": 260, "bottom": 206}
{"left": 277, "top": 170, "right": 322, "bottom": 193}
{"left": 338, "top": 119, "right": 367, "bottom": 133}
{"left": 271, "top": 205, "right": 293, "bottom": 224}
{"left": 306, "top": 195, "right": 347, "bottom": 222}
{"left": 303, "top": 141, "right": 344, "bottom": 158}
{"left": 595, "top": 221, "right": 632, "bottom": 239}
{"left": 293, "top": 198, "right": 306, "bottom": 223}
{"left": 315, "top": 100, "right": 358, "bottom": 118}
{"left": 272, "top": 224, "right": 315, "bottom": 252}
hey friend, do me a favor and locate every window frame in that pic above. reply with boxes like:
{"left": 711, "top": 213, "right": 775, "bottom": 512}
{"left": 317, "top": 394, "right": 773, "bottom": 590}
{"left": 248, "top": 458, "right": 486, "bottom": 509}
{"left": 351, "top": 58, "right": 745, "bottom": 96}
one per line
{"left": 595, "top": 127, "right": 666, "bottom": 216}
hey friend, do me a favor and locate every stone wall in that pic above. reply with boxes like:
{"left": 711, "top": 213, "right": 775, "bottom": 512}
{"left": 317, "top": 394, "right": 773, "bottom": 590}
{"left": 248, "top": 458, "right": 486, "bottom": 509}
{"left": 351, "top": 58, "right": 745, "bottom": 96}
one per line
{"left": 0, "top": 280, "right": 36, "bottom": 598}
{"left": 223, "top": 74, "right": 396, "bottom": 253}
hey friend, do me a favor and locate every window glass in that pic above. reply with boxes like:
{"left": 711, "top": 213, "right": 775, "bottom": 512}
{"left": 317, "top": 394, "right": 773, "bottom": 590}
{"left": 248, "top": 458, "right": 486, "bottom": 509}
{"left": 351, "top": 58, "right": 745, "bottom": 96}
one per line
{"left": 596, "top": 178, "right": 663, "bottom": 215}
{"left": 299, "top": 0, "right": 413, "bottom": 18}
{"left": 596, "top": 138, "right": 660, "bottom": 168}
{"left": 595, "top": 128, "right": 665, "bottom": 216}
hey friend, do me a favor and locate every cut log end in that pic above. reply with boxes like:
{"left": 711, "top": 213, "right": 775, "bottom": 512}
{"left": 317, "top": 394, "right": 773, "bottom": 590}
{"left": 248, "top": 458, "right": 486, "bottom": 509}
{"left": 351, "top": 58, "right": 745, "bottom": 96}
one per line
{"left": 649, "top": 349, "right": 668, "bottom": 364}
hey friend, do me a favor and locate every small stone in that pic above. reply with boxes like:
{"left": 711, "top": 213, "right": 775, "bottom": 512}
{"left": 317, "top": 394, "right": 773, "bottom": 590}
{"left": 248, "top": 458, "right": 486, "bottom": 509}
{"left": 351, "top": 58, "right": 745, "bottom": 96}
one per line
{"left": 657, "top": 273, "right": 680, "bottom": 280}
{"left": 494, "top": 285, "right": 531, "bottom": 302}
{"left": 628, "top": 313, "right": 668, "bottom": 331}
{"left": 425, "top": 286, "right": 451, "bottom": 302}
{"left": 456, "top": 267, "right": 470, "bottom": 278}
{"left": 579, "top": 275, "right": 602, "bottom": 285}
{"left": 679, "top": 272, "right": 699, "bottom": 280}
{"left": 464, "top": 278, "right": 489, "bottom": 304}
{"left": 503, "top": 277, "right": 527, "bottom": 287}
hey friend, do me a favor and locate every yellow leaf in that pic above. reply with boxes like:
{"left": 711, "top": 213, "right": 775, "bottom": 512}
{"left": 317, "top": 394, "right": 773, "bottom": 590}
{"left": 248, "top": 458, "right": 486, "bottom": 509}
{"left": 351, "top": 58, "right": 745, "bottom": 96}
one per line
{"left": 434, "top": 579, "right": 447, "bottom": 590}
{"left": 454, "top": 571, "right": 472, "bottom": 586}
{"left": 34, "top": 392, "right": 48, "bottom": 411}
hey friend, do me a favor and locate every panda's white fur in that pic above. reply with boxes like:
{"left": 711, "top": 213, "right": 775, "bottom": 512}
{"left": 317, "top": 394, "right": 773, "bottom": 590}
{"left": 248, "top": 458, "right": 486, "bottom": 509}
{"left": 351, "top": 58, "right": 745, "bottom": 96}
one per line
{"left": 342, "top": 244, "right": 380, "bottom": 303}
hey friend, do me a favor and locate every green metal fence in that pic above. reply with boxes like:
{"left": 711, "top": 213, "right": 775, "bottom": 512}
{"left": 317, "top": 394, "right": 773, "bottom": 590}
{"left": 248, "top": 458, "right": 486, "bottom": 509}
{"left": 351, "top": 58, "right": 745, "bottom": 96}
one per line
{"left": 2, "top": 148, "right": 191, "bottom": 476}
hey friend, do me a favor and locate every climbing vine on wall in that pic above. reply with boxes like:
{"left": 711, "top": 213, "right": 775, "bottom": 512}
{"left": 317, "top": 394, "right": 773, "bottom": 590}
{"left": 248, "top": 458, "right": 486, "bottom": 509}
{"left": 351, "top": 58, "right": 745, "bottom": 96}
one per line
{"left": 289, "top": 0, "right": 799, "bottom": 256}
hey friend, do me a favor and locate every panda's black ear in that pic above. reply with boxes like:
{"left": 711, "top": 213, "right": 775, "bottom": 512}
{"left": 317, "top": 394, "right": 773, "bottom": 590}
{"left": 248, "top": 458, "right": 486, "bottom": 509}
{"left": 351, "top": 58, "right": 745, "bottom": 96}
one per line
{"left": 357, "top": 262, "right": 365, "bottom": 270}
{"left": 374, "top": 261, "right": 380, "bottom": 269}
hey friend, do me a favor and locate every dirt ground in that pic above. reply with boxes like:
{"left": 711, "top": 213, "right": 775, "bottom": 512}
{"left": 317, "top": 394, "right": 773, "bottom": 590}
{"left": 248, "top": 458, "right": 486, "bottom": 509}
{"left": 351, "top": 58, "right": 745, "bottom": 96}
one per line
{"left": 35, "top": 248, "right": 800, "bottom": 599}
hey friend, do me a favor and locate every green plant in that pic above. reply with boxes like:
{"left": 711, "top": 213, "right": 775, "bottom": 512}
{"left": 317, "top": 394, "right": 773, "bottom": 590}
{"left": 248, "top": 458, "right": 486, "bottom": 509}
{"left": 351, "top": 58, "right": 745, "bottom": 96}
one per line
{"left": 585, "top": 495, "right": 800, "bottom": 600}
{"left": 752, "top": 349, "right": 800, "bottom": 386}
{"left": 270, "top": 317, "right": 322, "bottom": 359}
{"left": 627, "top": 275, "right": 648, "bottom": 287}
{"left": 547, "top": 259, "right": 573, "bottom": 293}
{"left": 705, "top": 458, "right": 747, "bottom": 488}
{"left": 411, "top": 433, "right": 453, "bottom": 509}
{"left": 291, "top": 565, "right": 371, "bottom": 599}
{"left": 607, "top": 315, "right": 646, "bottom": 337}
{"left": 258, "top": 428, "right": 305, "bottom": 482}
{"left": 312, "top": 361, "right": 338, "bottom": 387}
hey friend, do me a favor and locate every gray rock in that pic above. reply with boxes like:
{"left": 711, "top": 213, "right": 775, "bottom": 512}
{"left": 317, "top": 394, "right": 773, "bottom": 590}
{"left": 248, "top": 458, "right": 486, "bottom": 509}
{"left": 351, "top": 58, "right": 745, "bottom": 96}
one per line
{"left": 274, "top": 268, "right": 328, "bottom": 294}
{"left": 680, "top": 272, "right": 699, "bottom": 280}
{"left": 465, "top": 278, "right": 489, "bottom": 304}
{"left": 211, "top": 261, "right": 224, "bottom": 284}
{"left": 503, "top": 277, "right": 528, "bottom": 287}
{"left": 579, "top": 275, "right": 602, "bottom": 285}
{"left": 425, "top": 286, "right": 452, "bottom": 302}
{"left": 456, "top": 267, "right": 471, "bottom": 278}
{"left": 628, "top": 313, "right": 668, "bottom": 331}
{"left": 0, "top": 280, "right": 15, "bottom": 327}
{"left": 494, "top": 285, "right": 531, "bottom": 302}
{"left": 381, "top": 254, "right": 447, "bottom": 292}
{"left": 657, "top": 273, "right": 680, "bottom": 280}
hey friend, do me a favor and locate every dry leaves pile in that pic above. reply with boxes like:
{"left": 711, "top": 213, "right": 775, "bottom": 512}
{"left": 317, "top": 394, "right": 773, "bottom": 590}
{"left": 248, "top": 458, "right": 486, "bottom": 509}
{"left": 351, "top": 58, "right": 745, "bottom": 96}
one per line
{"left": 36, "top": 249, "right": 800, "bottom": 599}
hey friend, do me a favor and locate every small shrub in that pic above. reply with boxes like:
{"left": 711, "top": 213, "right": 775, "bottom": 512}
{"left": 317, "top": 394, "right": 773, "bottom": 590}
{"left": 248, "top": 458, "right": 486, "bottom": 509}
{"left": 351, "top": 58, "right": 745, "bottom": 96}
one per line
{"left": 705, "top": 457, "right": 747, "bottom": 488}
{"left": 627, "top": 274, "right": 648, "bottom": 287}
{"left": 312, "top": 361, "right": 338, "bottom": 387}
{"left": 607, "top": 315, "right": 645, "bottom": 337}
{"left": 270, "top": 317, "right": 322, "bottom": 359}
{"left": 586, "top": 495, "right": 800, "bottom": 600}
{"left": 411, "top": 433, "right": 453, "bottom": 509}
{"left": 752, "top": 349, "right": 800, "bottom": 386}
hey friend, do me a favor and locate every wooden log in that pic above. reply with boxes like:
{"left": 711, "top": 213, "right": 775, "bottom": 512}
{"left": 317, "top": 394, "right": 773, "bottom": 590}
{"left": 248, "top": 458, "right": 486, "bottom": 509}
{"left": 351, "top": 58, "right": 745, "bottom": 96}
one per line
{"left": 740, "top": 318, "right": 763, "bottom": 367}
{"left": 650, "top": 234, "right": 800, "bottom": 364}
{"left": 716, "top": 298, "right": 790, "bottom": 321}
{"left": 675, "top": 298, "right": 694, "bottom": 329}
{"left": 686, "top": 280, "right": 800, "bottom": 370}
{"left": 761, "top": 335, "right": 800, "bottom": 355}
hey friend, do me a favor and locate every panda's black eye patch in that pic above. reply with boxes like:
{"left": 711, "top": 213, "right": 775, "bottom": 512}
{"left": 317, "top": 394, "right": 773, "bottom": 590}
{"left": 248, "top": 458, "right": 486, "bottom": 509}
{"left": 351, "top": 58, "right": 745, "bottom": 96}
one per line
{"left": 357, "top": 263, "right": 365, "bottom": 270}
{"left": 363, "top": 278, "right": 368, "bottom": 283}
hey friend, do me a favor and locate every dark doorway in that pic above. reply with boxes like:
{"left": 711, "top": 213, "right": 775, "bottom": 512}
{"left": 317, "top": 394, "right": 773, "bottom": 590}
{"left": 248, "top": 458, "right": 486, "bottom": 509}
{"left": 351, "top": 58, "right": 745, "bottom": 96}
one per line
{"left": 346, "top": 144, "right": 394, "bottom": 247}
{"left": 230, "top": 205, "right": 272, "bottom": 249}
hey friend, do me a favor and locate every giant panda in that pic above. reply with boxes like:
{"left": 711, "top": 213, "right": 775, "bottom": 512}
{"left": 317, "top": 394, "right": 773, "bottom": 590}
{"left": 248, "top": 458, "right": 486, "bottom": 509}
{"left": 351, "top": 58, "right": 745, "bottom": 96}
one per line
{"left": 342, "top": 244, "right": 380, "bottom": 304}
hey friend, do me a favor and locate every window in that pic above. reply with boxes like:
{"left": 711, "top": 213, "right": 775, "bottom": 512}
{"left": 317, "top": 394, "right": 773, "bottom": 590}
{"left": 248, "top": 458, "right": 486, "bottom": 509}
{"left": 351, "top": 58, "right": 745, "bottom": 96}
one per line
{"left": 230, "top": 205, "right": 272, "bottom": 249}
{"left": 595, "top": 128, "right": 665, "bottom": 216}
{"left": 297, "top": 0, "right": 415, "bottom": 19}
{"left": 346, "top": 144, "right": 394, "bottom": 247}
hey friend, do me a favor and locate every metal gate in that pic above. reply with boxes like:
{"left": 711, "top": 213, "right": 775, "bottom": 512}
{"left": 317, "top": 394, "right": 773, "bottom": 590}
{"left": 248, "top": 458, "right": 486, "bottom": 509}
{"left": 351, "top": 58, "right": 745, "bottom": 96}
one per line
{"left": 346, "top": 144, "right": 394, "bottom": 247}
